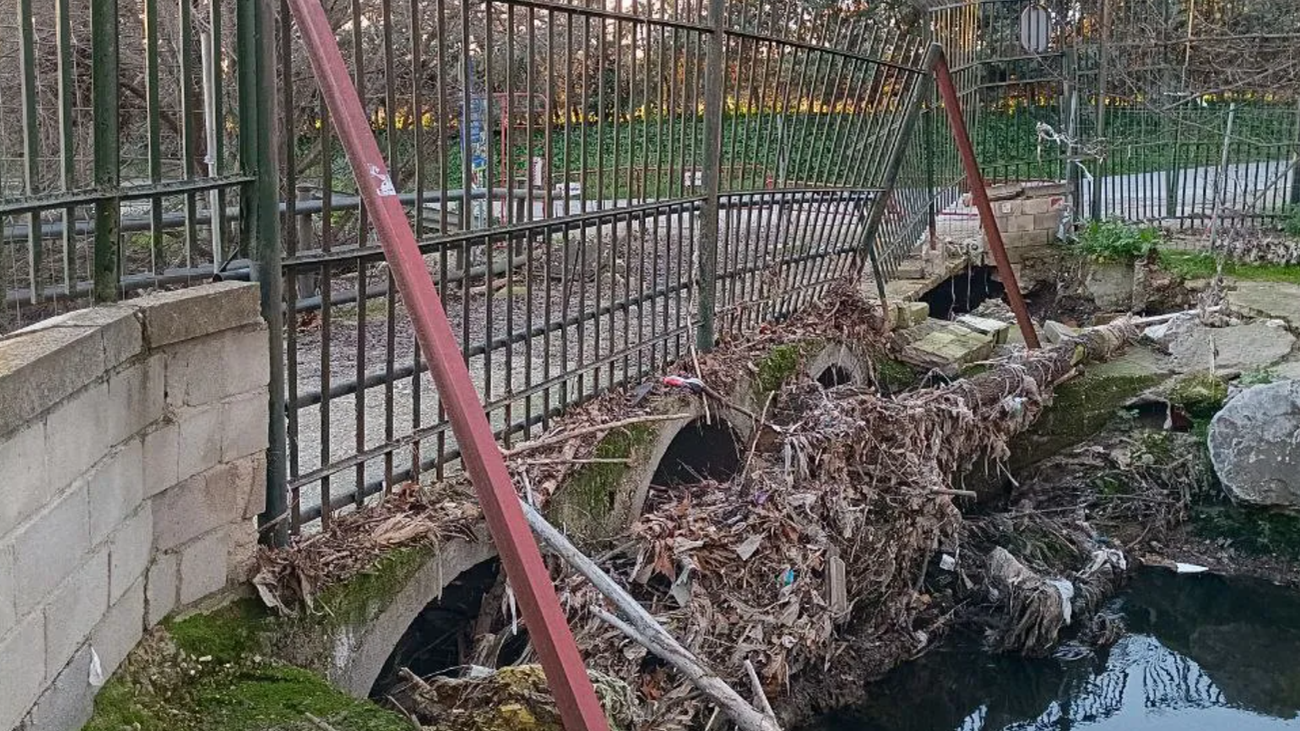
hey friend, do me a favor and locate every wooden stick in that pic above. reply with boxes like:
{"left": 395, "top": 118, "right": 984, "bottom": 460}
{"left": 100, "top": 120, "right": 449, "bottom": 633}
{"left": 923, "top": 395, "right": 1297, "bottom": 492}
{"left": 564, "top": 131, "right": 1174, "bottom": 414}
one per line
{"left": 931, "top": 487, "right": 978, "bottom": 498}
{"left": 520, "top": 457, "right": 633, "bottom": 466}
{"left": 744, "top": 660, "right": 777, "bottom": 721}
{"left": 591, "top": 607, "right": 780, "bottom": 731}
{"left": 305, "top": 714, "right": 343, "bottom": 731}
{"left": 741, "top": 392, "right": 775, "bottom": 486}
{"left": 522, "top": 501, "right": 781, "bottom": 731}
{"left": 502, "top": 413, "right": 692, "bottom": 457}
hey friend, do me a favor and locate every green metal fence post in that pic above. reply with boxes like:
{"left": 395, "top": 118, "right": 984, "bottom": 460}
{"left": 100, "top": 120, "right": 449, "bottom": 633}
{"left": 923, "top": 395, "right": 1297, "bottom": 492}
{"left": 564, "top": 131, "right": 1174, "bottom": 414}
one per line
{"left": 238, "top": 0, "right": 289, "bottom": 547}
{"left": 695, "top": 0, "right": 725, "bottom": 352}
{"left": 90, "top": 0, "right": 121, "bottom": 303}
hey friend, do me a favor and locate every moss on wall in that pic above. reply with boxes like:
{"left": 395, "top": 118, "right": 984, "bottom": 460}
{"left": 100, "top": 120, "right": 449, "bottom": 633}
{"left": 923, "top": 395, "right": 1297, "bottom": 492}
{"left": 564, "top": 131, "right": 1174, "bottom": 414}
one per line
{"left": 547, "top": 422, "right": 657, "bottom": 539}
{"left": 86, "top": 605, "right": 410, "bottom": 731}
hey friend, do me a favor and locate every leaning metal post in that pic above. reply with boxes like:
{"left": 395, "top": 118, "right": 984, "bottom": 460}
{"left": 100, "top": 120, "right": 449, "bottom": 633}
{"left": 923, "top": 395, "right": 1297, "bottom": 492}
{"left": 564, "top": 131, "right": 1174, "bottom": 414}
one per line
{"left": 281, "top": 0, "right": 612, "bottom": 728}
{"left": 696, "top": 0, "right": 726, "bottom": 352}
{"left": 932, "top": 48, "right": 1041, "bottom": 349}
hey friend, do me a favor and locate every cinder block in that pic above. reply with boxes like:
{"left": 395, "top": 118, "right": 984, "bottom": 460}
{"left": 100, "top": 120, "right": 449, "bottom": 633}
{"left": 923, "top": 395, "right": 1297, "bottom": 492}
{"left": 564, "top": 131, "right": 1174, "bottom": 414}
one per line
{"left": 1034, "top": 213, "right": 1063, "bottom": 233}
{"left": 178, "top": 530, "right": 230, "bottom": 605}
{"left": 0, "top": 612, "right": 47, "bottom": 731}
{"left": 21, "top": 642, "right": 93, "bottom": 731}
{"left": 1021, "top": 197, "right": 1052, "bottom": 215}
{"left": 240, "top": 452, "right": 269, "bottom": 519}
{"left": 895, "top": 301, "right": 931, "bottom": 329}
{"left": 1005, "top": 214, "right": 1035, "bottom": 233}
{"left": 227, "top": 522, "right": 259, "bottom": 583}
{"left": 109, "top": 504, "right": 153, "bottom": 605}
{"left": 13, "top": 484, "right": 90, "bottom": 616}
{"left": 142, "top": 420, "right": 179, "bottom": 498}
{"left": 221, "top": 392, "right": 268, "bottom": 462}
{"left": 88, "top": 439, "right": 145, "bottom": 546}
{"left": 91, "top": 576, "right": 145, "bottom": 682}
{"left": 152, "top": 465, "right": 235, "bottom": 552}
{"left": 0, "top": 420, "right": 50, "bottom": 537}
{"left": 0, "top": 543, "right": 14, "bottom": 638}
{"left": 131, "top": 281, "right": 262, "bottom": 349}
{"left": 175, "top": 404, "right": 222, "bottom": 484}
{"left": 104, "top": 354, "right": 166, "bottom": 447}
{"left": 44, "top": 382, "right": 110, "bottom": 494}
{"left": 43, "top": 548, "right": 109, "bottom": 682}
{"left": 996, "top": 200, "right": 1018, "bottom": 215}
{"left": 145, "top": 552, "right": 179, "bottom": 625}
{"left": 0, "top": 306, "right": 140, "bottom": 438}
{"left": 164, "top": 327, "right": 270, "bottom": 408}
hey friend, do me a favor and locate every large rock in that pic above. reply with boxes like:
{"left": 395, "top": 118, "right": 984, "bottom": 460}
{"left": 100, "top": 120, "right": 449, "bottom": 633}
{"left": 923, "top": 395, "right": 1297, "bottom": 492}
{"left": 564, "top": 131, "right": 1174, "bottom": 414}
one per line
{"left": 1228, "top": 280, "right": 1300, "bottom": 330}
{"left": 1209, "top": 380, "right": 1300, "bottom": 507}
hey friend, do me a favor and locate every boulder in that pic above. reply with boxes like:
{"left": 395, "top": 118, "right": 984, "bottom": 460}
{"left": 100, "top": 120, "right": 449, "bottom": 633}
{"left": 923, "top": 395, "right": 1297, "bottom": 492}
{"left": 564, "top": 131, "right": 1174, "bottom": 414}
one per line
{"left": 1208, "top": 380, "right": 1300, "bottom": 507}
{"left": 1084, "top": 261, "right": 1135, "bottom": 311}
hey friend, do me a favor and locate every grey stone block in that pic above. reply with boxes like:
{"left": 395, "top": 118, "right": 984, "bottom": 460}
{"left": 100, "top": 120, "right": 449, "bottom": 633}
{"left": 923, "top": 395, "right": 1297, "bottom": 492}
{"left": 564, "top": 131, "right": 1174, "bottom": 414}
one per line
{"left": 178, "top": 530, "right": 230, "bottom": 604}
{"left": 176, "top": 403, "right": 222, "bottom": 484}
{"left": 91, "top": 576, "right": 145, "bottom": 682}
{"left": 164, "top": 327, "right": 270, "bottom": 408}
{"left": 20, "top": 643, "right": 93, "bottom": 731}
{"left": 43, "top": 548, "right": 109, "bottom": 682}
{"left": 227, "top": 522, "right": 259, "bottom": 583}
{"left": 0, "top": 420, "right": 50, "bottom": 537}
{"left": 44, "top": 381, "right": 111, "bottom": 495}
{"left": 131, "top": 281, "right": 262, "bottom": 349}
{"left": 153, "top": 462, "right": 235, "bottom": 552}
{"left": 220, "top": 392, "right": 269, "bottom": 462}
{"left": 0, "top": 612, "right": 47, "bottom": 731}
{"left": 0, "top": 543, "right": 14, "bottom": 638}
{"left": 141, "top": 420, "right": 179, "bottom": 498}
{"left": 88, "top": 439, "right": 145, "bottom": 546}
{"left": 145, "top": 552, "right": 179, "bottom": 625}
{"left": 109, "top": 504, "right": 153, "bottom": 605}
{"left": 13, "top": 484, "right": 90, "bottom": 616}
{"left": 239, "top": 452, "right": 269, "bottom": 519}
{"left": 0, "top": 306, "right": 141, "bottom": 438}
{"left": 104, "top": 354, "right": 166, "bottom": 447}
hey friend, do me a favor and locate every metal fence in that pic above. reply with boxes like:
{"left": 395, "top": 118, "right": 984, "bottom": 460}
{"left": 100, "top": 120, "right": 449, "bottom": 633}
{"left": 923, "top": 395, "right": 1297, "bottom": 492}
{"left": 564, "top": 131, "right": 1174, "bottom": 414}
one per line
{"left": 0, "top": 0, "right": 277, "bottom": 333}
{"left": 272, "top": 0, "right": 935, "bottom": 531}
{"left": 920, "top": 0, "right": 1300, "bottom": 235}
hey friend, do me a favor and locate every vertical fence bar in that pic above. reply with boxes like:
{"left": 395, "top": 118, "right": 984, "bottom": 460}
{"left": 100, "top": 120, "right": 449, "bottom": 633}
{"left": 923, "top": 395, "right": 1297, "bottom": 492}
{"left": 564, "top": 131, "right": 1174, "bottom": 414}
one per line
{"left": 91, "top": 0, "right": 121, "bottom": 303}
{"left": 56, "top": 0, "right": 77, "bottom": 293}
{"left": 18, "top": 0, "right": 41, "bottom": 304}
{"left": 695, "top": 0, "right": 725, "bottom": 352}
{"left": 240, "top": 0, "right": 288, "bottom": 547}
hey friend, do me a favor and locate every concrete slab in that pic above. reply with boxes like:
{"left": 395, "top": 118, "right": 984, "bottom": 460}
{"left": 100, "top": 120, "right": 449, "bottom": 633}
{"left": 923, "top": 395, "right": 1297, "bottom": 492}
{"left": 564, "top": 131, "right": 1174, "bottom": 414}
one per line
{"left": 898, "top": 319, "right": 995, "bottom": 368}
{"left": 1227, "top": 280, "right": 1300, "bottom": 330}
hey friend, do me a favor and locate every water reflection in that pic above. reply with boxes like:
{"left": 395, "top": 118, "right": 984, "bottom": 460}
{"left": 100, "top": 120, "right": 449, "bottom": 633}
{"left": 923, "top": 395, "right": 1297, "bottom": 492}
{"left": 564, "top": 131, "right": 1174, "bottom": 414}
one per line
{"left": 804, "top": 571, "right": 1300, "bottom": 730}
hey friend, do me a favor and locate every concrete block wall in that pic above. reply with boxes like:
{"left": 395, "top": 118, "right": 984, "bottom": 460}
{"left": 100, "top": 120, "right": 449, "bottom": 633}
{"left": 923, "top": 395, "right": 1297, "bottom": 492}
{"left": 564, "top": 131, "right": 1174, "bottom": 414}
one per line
{"left": 0, "top": 282, "right": 269, "bottom": 731}
{"left": 986, "top": 181, "right": 1070, "bottom": 264}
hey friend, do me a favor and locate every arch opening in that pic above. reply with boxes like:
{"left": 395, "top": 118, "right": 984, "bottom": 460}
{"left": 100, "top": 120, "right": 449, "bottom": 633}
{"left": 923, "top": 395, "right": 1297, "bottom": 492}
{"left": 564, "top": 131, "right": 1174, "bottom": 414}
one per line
{"left": 368, "top": 557, "right": 526, "bottom": 699}
{"left": 650, "top": 418, "right": 741, "bottom": 488}
{"left": 921, "top": 265, "right": 1006, "bottom": 320}
{"left": 817, "top": 364, "right": 856, "bottom": 389}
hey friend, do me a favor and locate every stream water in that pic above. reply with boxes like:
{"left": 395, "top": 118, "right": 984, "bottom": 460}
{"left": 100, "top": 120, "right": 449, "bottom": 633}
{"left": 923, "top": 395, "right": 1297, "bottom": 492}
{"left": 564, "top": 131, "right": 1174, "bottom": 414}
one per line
{"left": 803, "top": 570, "right": 1300, "bottom": 731}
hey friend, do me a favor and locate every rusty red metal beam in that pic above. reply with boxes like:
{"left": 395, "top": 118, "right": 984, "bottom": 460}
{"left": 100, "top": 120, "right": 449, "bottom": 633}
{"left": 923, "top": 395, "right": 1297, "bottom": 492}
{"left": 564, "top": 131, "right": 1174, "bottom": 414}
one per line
{"left": 282, "top": 1, "right": 611, "bottom": 729}
{"left": 932, "top": 51, "right": 1041, "bottom": 349}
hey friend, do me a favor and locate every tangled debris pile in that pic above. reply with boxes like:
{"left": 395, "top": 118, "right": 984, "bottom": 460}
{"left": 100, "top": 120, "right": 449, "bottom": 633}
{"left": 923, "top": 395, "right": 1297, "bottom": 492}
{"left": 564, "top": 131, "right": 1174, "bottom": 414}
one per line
{"left": 252, "top": 484, "right": 482, "bottom": 613}
{"left": 249, "top": 284, "right": 1143, "bottom": 730}
{"left": 551, "top": 299, "right": 1139, "bottom": 727}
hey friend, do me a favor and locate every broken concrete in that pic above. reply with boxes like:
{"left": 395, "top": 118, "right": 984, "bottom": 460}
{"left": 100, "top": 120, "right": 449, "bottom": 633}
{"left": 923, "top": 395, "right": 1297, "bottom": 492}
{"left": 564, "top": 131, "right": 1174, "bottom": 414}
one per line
{"left": 897, "top": 319, "right": 996, "bottom": 369}
{"left": 1084, "top": 261, "right": 1136, "bottom": 311}
{"left": 1209, "top": 380, "right": 1300, "bottom": 508}
{"left": 1155, "top": 319, "right": 1296, "bottom": 374}
{"left": 1227, "top": 280, "right": 1300, "bottom": 330}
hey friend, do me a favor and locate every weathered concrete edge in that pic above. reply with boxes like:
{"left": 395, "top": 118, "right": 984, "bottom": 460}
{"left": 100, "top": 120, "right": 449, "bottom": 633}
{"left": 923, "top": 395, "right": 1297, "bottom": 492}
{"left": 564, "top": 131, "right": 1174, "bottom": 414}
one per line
{"left": 0, "top": 282, "right": 262, "bottom": 439}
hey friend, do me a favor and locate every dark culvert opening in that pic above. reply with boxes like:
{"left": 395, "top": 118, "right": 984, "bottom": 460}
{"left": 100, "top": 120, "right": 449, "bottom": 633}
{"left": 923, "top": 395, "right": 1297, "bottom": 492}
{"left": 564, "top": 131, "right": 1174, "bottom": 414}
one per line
{"left": 650, "top": 418, "right": 741, "bottom": 488}
{"left": 921, "top": 265, "right": 1006, "bottom": 320}
{"left": 369, "top": 558, "right": 527, "bottom": 700}
{"left": 817, "top": 364, "right": 855, "bottom": 389}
